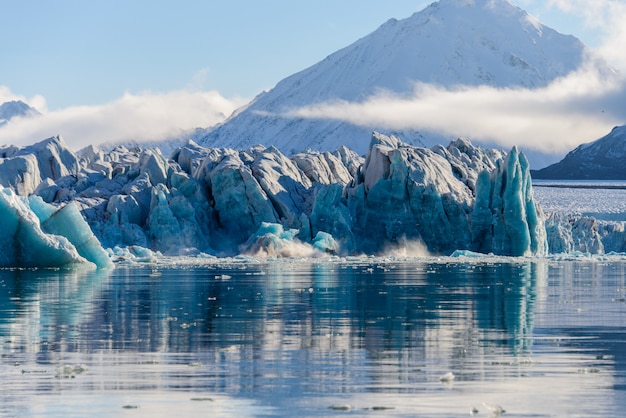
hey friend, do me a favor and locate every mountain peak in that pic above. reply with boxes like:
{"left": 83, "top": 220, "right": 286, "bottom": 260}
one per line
{"left": 433, "top": 0, "right": 522, "bottom": 11}
{"left": 0, "top": 100, "right": 41, "bottom": 125}
{"left": 425, "top": 0, "right": 528, "bottom": 17}
{"left": 416, "top": 0, "right": 553, "bottom": 45}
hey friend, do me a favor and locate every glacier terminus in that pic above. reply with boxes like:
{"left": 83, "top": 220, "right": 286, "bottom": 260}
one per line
{"left": 2, "top": 132, "right": 622, "bottom": 268}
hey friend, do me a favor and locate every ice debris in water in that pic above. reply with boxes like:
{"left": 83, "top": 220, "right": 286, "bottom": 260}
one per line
{"left": 55, "top": 364, "right": 89, "bottom": 378}
{"left": 108, "top": 245, "right": 160, "bottom": 264}
{"left": 483, "top": 403, "right": 506, "bottom": 415}
{"left": 329, "top": 405, "right": 352, "bottom": 411}
{"left": 439, "top": 371, "right": 455, "bottom": 382}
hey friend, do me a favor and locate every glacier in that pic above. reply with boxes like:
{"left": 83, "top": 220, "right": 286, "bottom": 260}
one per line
{"left": 1, "top": 132, "right": 624, "bottom": 268}
{"left": 0, "top": 133, "right": 567, "bottom": 267}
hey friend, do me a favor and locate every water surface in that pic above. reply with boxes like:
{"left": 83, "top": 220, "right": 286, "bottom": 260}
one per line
{"left": 1, "top": 258, "right": 625, "bottom": 417}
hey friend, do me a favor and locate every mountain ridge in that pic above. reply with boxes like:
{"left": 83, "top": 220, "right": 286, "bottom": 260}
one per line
{"left": 531, "top": 125, "right": 626, "bottom": 179}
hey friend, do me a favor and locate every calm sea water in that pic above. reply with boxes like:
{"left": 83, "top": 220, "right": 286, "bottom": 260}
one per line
{"left": 1, "top": 258, "right": 625, "bottom": 417}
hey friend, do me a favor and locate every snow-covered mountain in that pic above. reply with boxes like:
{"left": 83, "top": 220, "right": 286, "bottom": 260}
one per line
{"left": 0, "top": 100, "right": 40, "bottom": 127}
{"left": 196, "top": 0, "right": 592, "bottom": 155}
{"left": 532, "top": 125, "right": 626, "bottom": 179}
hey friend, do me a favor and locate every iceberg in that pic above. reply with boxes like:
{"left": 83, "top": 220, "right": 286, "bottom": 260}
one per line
{"left": 0, "top": 188, "right": 111, "bottom": 268}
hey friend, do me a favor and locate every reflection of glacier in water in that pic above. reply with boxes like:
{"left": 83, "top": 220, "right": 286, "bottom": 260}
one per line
{"left": 0, "top": 259, "right": 625, "bottom": 416}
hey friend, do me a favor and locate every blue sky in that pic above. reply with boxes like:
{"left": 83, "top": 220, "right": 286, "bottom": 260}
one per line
{"left": 2, "top": 1, "right": 434, "bottom": 109}
{"left": 0, "top": 0, "right": 625, "bottom": 157}
{"left": 0, "top": 0, "right": 613, "bottom": 109}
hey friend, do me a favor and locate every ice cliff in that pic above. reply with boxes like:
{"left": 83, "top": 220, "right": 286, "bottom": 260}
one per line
{"left": 472, "top": 147, "right": 547, "bottom": 256}
{"left": 0, "top": 132, "right": 560, "bottom": 265}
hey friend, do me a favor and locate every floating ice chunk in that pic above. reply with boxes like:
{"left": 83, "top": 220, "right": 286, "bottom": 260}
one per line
{"left": 329, "top": 405, "right": 352, "bottom": 411}
{"left": 439, "top": 371, "right": 455, "bottom": 382}
{"left": 55, "top": 364, "right": 89, "bottom": 378}
{"left": 483, "top": 402, "right": 505, "bottom": 415}
{"left": 108, "top": 245, "right": 160, "bottom": 264}
{"left": 450, "top": 250, "right": 491, "bottom": 258}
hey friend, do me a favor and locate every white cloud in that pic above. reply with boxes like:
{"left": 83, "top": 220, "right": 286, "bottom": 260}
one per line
{"left": 0, "top": 89, "right": 247, "bottom": 150}
{"left": 284, "top": 64, "right": 625, "bottom": 155}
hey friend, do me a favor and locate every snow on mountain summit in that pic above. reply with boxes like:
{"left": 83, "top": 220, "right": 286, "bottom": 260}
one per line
{"left": 370, "top": 0, "right": 584, "bottom": 89}
{"left": 0, "top": 100, "right": 41, "bottom": 127}
{"left": 196, "top": 0, "right": 592, "bottom": 154}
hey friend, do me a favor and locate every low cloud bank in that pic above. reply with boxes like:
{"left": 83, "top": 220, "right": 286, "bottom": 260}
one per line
{"left": 285, "top": 64, "right": 625, "bottom": 154}
{"left": 0, "top": 88, "right": 246, "bottom": 150}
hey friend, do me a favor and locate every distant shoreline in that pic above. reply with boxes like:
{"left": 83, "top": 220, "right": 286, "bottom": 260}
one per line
{"left": 533, "top": 183, "right": 626, "bottom": 190}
